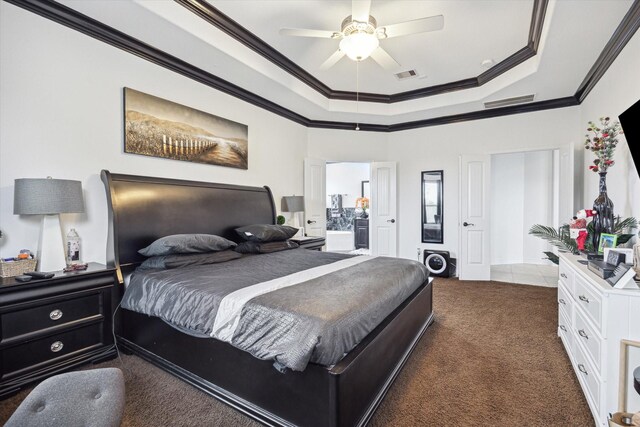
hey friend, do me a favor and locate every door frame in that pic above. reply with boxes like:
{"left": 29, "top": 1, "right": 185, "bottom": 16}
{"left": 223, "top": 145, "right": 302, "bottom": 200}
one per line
{"left": 459, "top": 143, "right": 577, "bottom": 278}
{"left": 318, "top": 160, "right": 398, "bottom": 255}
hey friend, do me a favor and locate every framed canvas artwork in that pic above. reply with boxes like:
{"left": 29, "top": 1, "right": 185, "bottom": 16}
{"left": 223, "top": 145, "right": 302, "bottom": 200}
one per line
{"left": 124, "top": 88, "right": 248, "bottom": 169}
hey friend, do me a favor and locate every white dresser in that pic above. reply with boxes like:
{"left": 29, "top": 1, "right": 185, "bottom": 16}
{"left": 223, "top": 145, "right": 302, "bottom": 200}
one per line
{"left": 558, "top": 253, "right": 640, "bottom": 425}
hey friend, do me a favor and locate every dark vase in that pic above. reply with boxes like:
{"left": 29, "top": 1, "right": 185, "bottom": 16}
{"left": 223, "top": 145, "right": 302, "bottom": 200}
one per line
{"left": 592, "top": 172, "right": 615, "bottom": 251}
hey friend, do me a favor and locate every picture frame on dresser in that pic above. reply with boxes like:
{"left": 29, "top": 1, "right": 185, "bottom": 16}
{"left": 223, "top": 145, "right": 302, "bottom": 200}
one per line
{"left": 598, "top": 233, "right": 618, "bottom": 254}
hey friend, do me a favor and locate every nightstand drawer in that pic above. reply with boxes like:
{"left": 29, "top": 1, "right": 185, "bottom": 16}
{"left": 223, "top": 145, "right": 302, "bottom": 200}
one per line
{"left": 1, "top": 323, "right": 103, "bottom": 380}
{"left": 1, "top": 293, "right": 103, "bottom": 341}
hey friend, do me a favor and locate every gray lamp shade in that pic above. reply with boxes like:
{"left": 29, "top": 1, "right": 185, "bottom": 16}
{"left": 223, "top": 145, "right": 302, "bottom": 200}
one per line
{"left": 281, "top": 196, "right": 304, "bottom": 213}
{"left": 14, "top": 178, "right": 85, "bottom": 215}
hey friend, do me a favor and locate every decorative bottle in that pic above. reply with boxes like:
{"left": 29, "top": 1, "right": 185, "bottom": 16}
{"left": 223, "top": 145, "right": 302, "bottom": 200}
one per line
{"left": 592, "top": 172, "right": 614, "bottom": 251}
{"left": 66, "top": 228, "right": 81, "bottom": 266}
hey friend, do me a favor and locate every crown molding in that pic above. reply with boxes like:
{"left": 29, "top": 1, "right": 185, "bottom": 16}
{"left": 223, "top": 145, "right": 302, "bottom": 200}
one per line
{"left": 388, "top": 96, "right": 580, "bottom": 132}
{"left": 3, "top": 0, "right": 639, "bottom": 133}
{"left": 574, "top": 0, "right": 640, "bottom": 103}
{"left": 3, "top": 0, "right": 310, "bottom": 127}
{"left": 175, "top": 0, "right": 548, "bottom": 104}
{"left": 306, "top": 96, "right": 580, "bottom": 132}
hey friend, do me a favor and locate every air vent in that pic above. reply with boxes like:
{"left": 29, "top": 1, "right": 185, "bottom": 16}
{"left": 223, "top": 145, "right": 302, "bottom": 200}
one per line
{"left": 394, "top": 70, "right": 418, "bottom": 80}
{"left": 484, "top": 94, "right": 535, "bottom": 109}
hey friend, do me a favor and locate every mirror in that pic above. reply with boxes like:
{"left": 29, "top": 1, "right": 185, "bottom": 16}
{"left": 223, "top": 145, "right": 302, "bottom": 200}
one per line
{"left": 421, "top": 170, "right": 443, "bottom": 243}
{"left": 361, "top": 180, "right": 370, "bottom": 198}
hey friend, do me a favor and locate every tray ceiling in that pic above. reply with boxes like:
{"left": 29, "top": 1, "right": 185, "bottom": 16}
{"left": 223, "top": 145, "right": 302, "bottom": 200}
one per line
{"left": 36, "top": 0, "right": 639, "bottom": 127}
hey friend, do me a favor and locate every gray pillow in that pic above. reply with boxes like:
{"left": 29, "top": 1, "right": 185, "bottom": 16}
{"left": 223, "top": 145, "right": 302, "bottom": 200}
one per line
{"left": 138, "top": 234, "right": 236, "bottom": 257}
{"left": 235, "top": 225, "right": 299, "bottom": 242}
{"left": 234, "top": 240, "right": 299, "bottom": 254}
{"left": 139, "top": 250, "right": 242, "bottom": 270}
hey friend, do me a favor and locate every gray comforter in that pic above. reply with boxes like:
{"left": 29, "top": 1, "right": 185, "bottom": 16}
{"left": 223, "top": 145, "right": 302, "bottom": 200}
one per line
{"left": 122, "top": 249, "right": 428, "bottom": 371}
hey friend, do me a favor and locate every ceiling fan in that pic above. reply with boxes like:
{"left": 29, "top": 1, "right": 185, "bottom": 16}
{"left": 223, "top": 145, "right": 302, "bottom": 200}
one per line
{"left": 279, "top": 0, "right": 444, "bottom": 71}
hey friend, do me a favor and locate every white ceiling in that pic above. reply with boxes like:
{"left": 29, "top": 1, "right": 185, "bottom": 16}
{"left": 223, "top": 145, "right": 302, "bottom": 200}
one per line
{"left": 210, "top": 0, "right": 533, "bottom": 94}
{"left": 58, "top": 0, "right": 634, "bottom": 125}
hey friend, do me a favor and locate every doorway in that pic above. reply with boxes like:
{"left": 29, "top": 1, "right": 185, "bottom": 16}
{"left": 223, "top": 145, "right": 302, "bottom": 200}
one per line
{"left": 304, "top": 159, "right": 397, "bottom": 256}
{"left": 489, "top": 149, "right": 559, "bottom": 286}
{"left": 325, "top": 162, "right": 371, "bottom": 253}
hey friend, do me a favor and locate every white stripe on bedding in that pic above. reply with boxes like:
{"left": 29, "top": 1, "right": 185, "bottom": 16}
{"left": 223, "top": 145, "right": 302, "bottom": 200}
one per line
{"left": 210, "top": 255, "right": 376, "bottom": 342}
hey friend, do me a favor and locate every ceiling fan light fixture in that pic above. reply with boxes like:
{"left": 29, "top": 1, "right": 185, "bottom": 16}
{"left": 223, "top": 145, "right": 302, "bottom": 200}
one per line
{"left": 339, "top": 32, "right": 379, "bottom": 61}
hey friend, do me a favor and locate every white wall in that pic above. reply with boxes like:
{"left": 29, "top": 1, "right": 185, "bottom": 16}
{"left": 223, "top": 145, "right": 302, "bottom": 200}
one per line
{"left": 326, "top": 162, "right": 370, "bottom": 208}
{"left": 0, "top": 3, "right": 307, "bottom": 264}
{"left": 491, "top": 153, "right": 525, "bottom": 264}
{"left": 580, "top": 29, "right": 640, "bottom": 225}
{"left": 522, "top": 150, "right": 554, "bottom": 263}
{"left": 490, "top": 150, "right": 555, "bottom": 265}
{"left": 388, "top": 108, "right": 580, "bottom": 261}
{"left": 307, "top": 129, "right": 389, "bottom": 162}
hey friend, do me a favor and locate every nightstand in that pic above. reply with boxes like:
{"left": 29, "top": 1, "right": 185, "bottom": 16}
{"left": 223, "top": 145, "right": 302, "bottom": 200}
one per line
{"left": 0, "top": 263, "right": 118, "bottom": 398}
{"left": 290, "top": 236, "right": 326, "bottom": 251}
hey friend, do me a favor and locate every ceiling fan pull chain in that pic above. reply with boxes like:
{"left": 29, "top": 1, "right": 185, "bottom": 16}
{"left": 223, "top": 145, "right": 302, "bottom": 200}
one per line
{"left": 355, "top": 61, "right": 360, "bottom": 131}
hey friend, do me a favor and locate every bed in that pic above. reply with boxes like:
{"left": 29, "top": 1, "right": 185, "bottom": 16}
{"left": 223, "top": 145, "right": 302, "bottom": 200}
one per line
{"left": 101, "top": 170, "right": 434, "bottom": 427}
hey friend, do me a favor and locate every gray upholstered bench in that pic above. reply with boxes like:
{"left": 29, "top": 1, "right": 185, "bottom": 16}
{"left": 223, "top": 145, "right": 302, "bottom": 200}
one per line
{"left": 5, "top": 368, "right": 125, "bottom": 427}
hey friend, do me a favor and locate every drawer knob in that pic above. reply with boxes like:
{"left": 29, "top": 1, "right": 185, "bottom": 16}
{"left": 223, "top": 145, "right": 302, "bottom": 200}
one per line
{"left": 559, "top": 325, "right": 567, "bottom": 332}
{"left": 578, "top": 364, "right": 588, "bottom": 375}
{"left": 561, "top": 273, "right": 568, "bottom": 279}
{"left": 50, "top": 341, "right": 64, "bottom": 353}
{"left": 558, "top": 298, "right": 566, "bottom": 305}
{"left": 49, "top": 309, "right": 63, "bottom": 321}
{"left": 578, "top": 329, "right": 589, "bottom": 340}
{"left": 578, "top": 295, "right": 590, "bottom": 303}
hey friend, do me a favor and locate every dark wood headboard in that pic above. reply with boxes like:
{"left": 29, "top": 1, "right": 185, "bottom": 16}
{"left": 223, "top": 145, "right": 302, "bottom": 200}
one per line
{"left": 101, "top": 170, "right": 276, "bottom": 282}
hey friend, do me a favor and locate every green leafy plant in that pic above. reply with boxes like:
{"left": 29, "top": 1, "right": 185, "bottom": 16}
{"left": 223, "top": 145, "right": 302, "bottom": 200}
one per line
{"left": 276, "top": 215, "right": 286, "bottom": 225}
{"left": 529, "top": 224, "right": 578, "bottom": 254}
{"left": 529, "top": 216, "right": 637, "bottom": 262}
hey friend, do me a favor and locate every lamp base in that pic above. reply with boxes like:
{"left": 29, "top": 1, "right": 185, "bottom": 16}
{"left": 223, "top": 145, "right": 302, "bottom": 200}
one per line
{"left": 37, "top": 214, "right": 66, "bottom": 272}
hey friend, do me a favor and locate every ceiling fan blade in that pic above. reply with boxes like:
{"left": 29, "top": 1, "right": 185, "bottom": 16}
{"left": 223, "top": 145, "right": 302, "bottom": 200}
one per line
{"left": 380, "top": 15, "right": 444, "bottom": 39}
{"left": 320, "top": 50, "right": 346, "bottom": 70}
{"left": 370, "top": 47, "right": 401, "bottom": 71}
{"left": 279, "top": 28, "right": 340, "bottom": 39}
{"left": 352, "top": 0, "right": 371, "bottom": 22}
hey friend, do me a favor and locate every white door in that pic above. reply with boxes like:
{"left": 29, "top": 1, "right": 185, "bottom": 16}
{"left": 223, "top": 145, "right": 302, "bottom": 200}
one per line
{"left": 303, "top": 158, "right": 327, "bottom": 238}
{"left": 371, "top": 162, "right": 397, "bottom": 257}
{"left": 459, "top": 155, "right": 491, "bottom": 280}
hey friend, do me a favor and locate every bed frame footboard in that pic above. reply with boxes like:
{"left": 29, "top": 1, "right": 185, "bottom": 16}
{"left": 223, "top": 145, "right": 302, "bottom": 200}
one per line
{"left": 117, "top": 279, "right": 433, "bottom": 427}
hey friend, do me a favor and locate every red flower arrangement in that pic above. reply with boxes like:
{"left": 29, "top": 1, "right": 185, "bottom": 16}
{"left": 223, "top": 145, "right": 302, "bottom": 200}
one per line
{"left": 584, "top": 117, "right": 623, "bottom": 173}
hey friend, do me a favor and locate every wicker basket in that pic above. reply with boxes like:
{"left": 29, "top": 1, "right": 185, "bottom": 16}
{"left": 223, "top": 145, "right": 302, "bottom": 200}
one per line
{"left": 0, "top": 259, "right": 37, "bottom": 278}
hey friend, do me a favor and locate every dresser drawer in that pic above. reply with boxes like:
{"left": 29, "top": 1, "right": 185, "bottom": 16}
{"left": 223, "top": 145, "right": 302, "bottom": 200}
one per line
{"left": 572, "top": 337, "right": 601, "bottom": 416}
{"left": 558, "top": 283, "right": 573, "bottom": 321}
{"left": 573, "top": 276, "right": 603, "bottom": 333}
{"left": 1, "top": 292, "right": 103, "bottom": 341}
{"left": 559, "top": 260, "right": 574, "bottom": 292}
{"left": 558, "top": 309, "right": 573, "bottom": 353}
{"left": 1, "top": 323, "right": 103, "bottom": 380}
{"left": 573, "top": 308, "right": 603, "bottom": 373}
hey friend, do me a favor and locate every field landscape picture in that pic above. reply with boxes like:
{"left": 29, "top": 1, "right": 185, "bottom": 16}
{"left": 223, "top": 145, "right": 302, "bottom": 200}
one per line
{"left": 124, "top": 88, "right": 248, "bottom": 169}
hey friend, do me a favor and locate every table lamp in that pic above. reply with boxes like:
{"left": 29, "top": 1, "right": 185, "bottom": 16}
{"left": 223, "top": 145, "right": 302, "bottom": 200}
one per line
{"left": 14, "top": 177, "right": 84, "bottom": 272}
{"left": 281, "top": 196, "right": 305, "bottom": 232}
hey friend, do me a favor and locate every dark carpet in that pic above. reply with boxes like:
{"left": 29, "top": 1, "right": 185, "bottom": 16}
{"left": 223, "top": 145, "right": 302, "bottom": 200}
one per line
{"left": 0, "top": 279, "right": 592, "bottom": 426}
